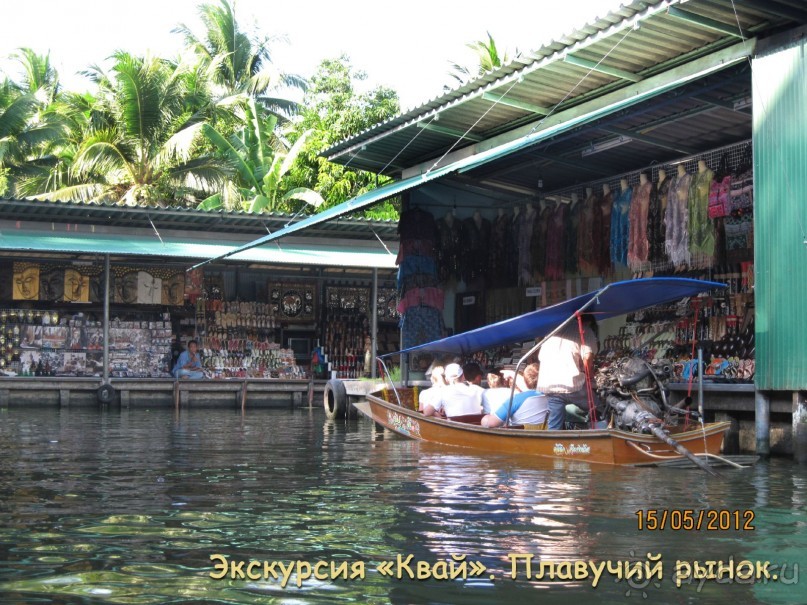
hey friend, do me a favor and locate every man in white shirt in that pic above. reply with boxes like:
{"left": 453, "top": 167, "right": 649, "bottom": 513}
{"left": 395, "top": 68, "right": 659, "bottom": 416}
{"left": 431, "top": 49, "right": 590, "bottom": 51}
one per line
{"left": 537, "top": 314, "right": 598, "bottom": 430}
{"left": 422, "top": 363, "right": 483, "bottom": 419}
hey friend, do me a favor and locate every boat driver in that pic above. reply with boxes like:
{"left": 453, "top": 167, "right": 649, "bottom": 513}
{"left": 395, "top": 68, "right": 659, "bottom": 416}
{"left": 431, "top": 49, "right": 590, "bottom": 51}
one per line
{"left": 421, "top": 363, "right": 483, "bottom": 419}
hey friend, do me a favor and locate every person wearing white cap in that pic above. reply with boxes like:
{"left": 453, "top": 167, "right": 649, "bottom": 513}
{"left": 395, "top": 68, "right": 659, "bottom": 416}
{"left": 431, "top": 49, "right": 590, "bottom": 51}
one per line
{"left": 421, "top": 362, "right": 484, "bottom": 418}
{"left": 418, "top": 365, "right": 447, "bottom": 412}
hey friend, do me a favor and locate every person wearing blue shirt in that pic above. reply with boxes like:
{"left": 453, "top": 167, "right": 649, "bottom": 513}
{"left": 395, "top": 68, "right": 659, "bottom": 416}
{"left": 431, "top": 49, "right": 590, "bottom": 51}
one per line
{"left": 173, "top": 340, "right": 204, "bottom": 379}
{"left": 481, "top": 363, "right": 548, "bottom": 427}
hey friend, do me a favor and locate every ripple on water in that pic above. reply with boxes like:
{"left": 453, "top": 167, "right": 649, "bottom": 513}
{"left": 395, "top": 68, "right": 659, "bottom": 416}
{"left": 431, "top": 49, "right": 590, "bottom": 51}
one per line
{"left": 0, "top": 408, "right": 805, "bottom": 605}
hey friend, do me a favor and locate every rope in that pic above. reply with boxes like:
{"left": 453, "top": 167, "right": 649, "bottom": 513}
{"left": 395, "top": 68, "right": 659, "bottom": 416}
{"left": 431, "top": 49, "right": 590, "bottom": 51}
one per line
{"left": 575, "top": 312, "right": 597, "bottom": 429}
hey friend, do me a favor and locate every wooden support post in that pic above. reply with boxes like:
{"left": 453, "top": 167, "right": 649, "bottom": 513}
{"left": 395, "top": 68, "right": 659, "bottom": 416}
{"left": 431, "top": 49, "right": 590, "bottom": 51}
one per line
{"left": 307, "top": 380, "right": 314, "bottom": 408}
{"left": 0, "top": 389, "right": 9, "bottom": 410}
{"left": 715, "top": 412, "right": 740, "bottom": 455}
{"left": 120, "top": 390, "right": 130, "bottom": 408}
{"left": 173, "top": 381, "right": 180, "bottom": 410}
{"left": 793, "top": 391, "right": 807, "bottom": 464}
{"left": 240, "top": 380, "right": 248, "bottom": 412}
{"left": 755, "top": 389, "right": 770, "bottom": 457}
{"left": 59, "top": 389, "right": 70, "bottom": 408}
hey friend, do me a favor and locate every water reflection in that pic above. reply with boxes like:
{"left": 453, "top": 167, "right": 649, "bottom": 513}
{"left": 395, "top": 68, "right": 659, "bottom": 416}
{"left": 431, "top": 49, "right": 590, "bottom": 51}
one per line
{"left": 0, "top": 408, "right": 805, "bottom": 604}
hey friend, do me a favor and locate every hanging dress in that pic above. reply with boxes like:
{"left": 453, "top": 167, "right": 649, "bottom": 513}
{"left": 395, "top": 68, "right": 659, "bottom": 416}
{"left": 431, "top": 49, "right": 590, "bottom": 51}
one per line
{"left": 488, "top": 212, "right": 510, "bottom": 286}
{"left": 544, "top": 202, "right": 567, "bottom": 280}
{"left": 578, "top": 192, "right": 598, "bottom": 275}
{"left": 565, "top": 200, "right": 580, "bottom": 275}
{"left": 688, "top": 167, "right": 715, "bottom": 267}
{"left": 610, "top": 186, "right": 632, "bottom": 267}
{"left": 531, "top": 205, "right": 551, "bottom": 283}
{"left": 665, "top": 172, "right": 692, "bottom": 266}
{"left": 627, "top": 180, "right": 652, "bottom": 272}
{"left": 461, "top": 215, "right": 491, "bottom": 283}
{"left": 596, "top": 191, "right": 613, "bottom": 276}
{"left": 647, "top": 178, "right": 669, "bottom": 266}
{"left": 437, "top": 215, "right": 463, "bottom": 282}
{"left": 517, "top": 209, "right": 537, "bottom": 285}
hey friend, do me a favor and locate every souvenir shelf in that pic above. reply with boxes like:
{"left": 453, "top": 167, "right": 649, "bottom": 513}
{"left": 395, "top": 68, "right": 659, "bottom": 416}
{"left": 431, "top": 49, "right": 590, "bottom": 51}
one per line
{"left": 0, "top": 307, "right": 173, "bottom": 378}
{"left": 197, "top": 298, "right": 303, "bottom": 378}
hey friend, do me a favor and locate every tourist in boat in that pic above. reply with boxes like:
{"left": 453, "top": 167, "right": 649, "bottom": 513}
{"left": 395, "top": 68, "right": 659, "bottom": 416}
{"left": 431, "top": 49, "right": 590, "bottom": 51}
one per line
{"left": 481, "top": 363, "right": 548, "bottom": 427}
{"left": 537, "top": 313, "right": 598, "bottom": 429}
{"left": 173, "top": 340, "right": 205, "bottom": 379}
{"left": 418, "top": 365, "right": 447, "bottom": 412}
{"left": 421, "top": 363, "right": 484, "bottom": 418}
{"left": 462, "top": 361, "right": 484, "bottom": 386}
{"left": 482, "top": 369, "right": 515, "bottom": 413}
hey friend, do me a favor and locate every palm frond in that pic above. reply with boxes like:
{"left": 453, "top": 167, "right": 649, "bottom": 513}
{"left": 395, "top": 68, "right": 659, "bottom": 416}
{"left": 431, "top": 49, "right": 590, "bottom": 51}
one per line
{"left": 282, "top": 186, "right": 323, "bottom": 209}
{"left": 29, "top": 182, "right": 108, "bottom": 203}
{"left": 278, "top": 129, "right": 312, "bottom": 179}
{"left": 201, "top": 123, "right": 259, "bottom": 190}
{"left": 71, "top": 130, "right": 133, "bottom": 181}
{"left": 0, "top": 92, "right": 39, "bottom": 139}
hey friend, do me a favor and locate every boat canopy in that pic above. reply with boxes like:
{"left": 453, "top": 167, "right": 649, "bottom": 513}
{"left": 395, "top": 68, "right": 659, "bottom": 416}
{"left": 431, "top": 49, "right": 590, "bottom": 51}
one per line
{"left": 387, "top": 277, "right": 726, "bottom": 357}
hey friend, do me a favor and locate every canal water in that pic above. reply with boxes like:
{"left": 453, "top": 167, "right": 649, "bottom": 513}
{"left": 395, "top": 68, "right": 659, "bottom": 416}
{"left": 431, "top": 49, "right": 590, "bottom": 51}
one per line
{"left": 0, "top": 407, "right": 804, "bottom": 605}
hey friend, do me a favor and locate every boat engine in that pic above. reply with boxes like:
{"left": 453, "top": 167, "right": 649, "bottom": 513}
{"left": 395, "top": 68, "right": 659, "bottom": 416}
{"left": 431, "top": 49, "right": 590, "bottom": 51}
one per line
{"left": 596, "top": 357, "right": 674, "bottom": 434}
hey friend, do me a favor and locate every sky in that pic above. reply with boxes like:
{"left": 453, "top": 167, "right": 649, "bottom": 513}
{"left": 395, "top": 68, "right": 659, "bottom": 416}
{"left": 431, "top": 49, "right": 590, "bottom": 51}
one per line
{"left": 0, "top": 0, "right": 626, "bottom": 110}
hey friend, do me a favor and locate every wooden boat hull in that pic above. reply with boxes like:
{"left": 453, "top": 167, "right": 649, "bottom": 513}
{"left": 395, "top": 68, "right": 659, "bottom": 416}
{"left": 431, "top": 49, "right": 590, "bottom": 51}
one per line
{"left": 356, "top": 391, "right": 729, "bottom": 467}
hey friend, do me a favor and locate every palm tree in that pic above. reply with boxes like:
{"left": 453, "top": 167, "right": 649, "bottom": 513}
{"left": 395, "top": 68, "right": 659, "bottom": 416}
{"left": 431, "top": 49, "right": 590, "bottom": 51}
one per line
{"left": 197, "top": 97, "right": 323, "bottom": 213}
{"left": 447, "top": 32, "right": 515, "bottom": 88}
{"left": 174, "top": 0, "right": 305, "bottom": 117}
{"left": 0, "top": 49, "right": 65, "bottom": 196}
{"left": 32, "top": 51, "right": 231, "bottom": 206}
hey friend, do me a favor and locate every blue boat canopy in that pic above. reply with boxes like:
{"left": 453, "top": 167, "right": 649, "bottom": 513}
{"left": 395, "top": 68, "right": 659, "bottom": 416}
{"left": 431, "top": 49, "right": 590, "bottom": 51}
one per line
{"left": 386, "top": 278, "right": 726, "bottom": 357}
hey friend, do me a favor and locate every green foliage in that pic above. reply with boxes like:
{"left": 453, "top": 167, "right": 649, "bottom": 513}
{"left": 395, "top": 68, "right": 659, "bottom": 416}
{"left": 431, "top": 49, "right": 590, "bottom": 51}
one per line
{"left": 284, "top": 56, "right": 400, "bottom": 219}
{"left": 197, "top": 97, "right": 323, "bottom": 213}
{"left": 447, "top": 32, "right": 515, "bottom": 88}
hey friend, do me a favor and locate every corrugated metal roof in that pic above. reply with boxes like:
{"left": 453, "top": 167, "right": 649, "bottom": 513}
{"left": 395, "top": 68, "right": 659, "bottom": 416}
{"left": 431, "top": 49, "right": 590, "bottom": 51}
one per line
{"left": 323, "top": 0, "right": 806, "bottom": 175}
{"left": 0, "top": 197, "right": 398, "bottom": 240}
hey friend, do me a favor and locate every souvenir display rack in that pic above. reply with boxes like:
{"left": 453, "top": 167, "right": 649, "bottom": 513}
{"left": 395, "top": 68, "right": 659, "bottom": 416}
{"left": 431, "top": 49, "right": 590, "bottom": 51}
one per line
{"left": 0, "top": 306, "right": 173, "bottom": 378}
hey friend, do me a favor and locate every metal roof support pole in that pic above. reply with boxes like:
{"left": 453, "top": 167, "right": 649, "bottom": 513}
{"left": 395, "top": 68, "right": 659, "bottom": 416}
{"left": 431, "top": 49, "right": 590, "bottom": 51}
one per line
{"left": 755, "top": 390, "right": 770, "bottom": 458}
{"left": 371, "top": 268, "right": 378, "bottom": 379}
{"left": 102, "top": 254, "right": 110, "bottom": 386}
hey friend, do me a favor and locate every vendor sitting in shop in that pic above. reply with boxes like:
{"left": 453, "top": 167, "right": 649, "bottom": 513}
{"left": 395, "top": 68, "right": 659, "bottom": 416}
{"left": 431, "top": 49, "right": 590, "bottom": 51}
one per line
{"left": 173, "top": 340, "right": 204, "bottom": 379}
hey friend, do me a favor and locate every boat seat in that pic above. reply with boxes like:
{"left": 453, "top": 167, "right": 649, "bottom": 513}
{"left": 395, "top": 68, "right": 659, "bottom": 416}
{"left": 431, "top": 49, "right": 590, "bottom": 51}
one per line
{"left": 447, "top": 413, "right": 484, "bottom": 425}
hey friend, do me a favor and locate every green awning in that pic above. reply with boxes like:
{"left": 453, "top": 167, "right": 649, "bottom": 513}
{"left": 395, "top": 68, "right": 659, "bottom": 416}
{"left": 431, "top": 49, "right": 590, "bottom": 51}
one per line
{"left": 192, "top": 38, "right": 753, "bottom": 270}
{"left": 0, "top": 229, "right": 397, "bottom": 269}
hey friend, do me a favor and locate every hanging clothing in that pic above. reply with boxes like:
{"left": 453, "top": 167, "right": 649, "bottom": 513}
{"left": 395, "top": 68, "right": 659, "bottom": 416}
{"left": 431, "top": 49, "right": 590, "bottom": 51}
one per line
{"left": 647, "top": 179, "right": 669, "bottom": 265}
{"left": 627, "top": 180, "right": 652, "bottom": 271}
{"left": 665, "top": 172, "right": 692, "bottom": 266}
{"left": 565, "top": 200, "right": 580, "bottom": 275}
{"left": 578, "top": 192, "right": 598, "bottom": 275}
{"left": 595, "top": 191, "right": 613, "bottom": 276}
{"left": 488, "top": 212, "right": 510, "bottom": 287}
{"left": 461, "top": 215, "right": 491, "bottom": 283}
{"left": 545, "top": 203, "right": 567, "bottom": 280}
{"left": 610, "top": 186, "right": 632, "bottom": 267}
{"left": 517, "top": 209, "right": 538, "bottom": 285}
{"left": 688, "top": 167, "right": 716, "bottom": 264}
{"left": 400, "top": 305, "right": 444, "bottom": 349}
{"left": 436, "top": 216, "right": 463, "bottom": 282}
{"left": 398, "top": 208, "right": 437, "bottom": 242}
{"left": 505, "top": 212, "right": 520, "bottom": 286}
{"left": 531, "top": 205, "right": 552, "bottom": 282}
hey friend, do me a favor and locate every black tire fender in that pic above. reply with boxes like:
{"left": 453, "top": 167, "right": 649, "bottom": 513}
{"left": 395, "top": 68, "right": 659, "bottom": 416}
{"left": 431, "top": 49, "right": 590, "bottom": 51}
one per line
{"left": 97, "top": 383, "right": 115, "bottom": 404}
{"left": 324, "top": 379, "right": 347, "bottom": 419}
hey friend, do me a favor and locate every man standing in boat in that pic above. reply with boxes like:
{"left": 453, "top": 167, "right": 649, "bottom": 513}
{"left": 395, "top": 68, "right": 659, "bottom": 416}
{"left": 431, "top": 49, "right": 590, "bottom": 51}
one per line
{"left": 538, "top": 313, "right": 598, "bottom": 429}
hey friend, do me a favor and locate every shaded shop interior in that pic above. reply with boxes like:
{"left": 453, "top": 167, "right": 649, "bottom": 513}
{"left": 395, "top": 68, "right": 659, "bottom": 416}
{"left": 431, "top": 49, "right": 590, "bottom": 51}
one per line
{"left": 311, "top": 0, "right": 806, "bottom": 456}
{"left": 0, "top": 200, "right": 400, "bottom": 405}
